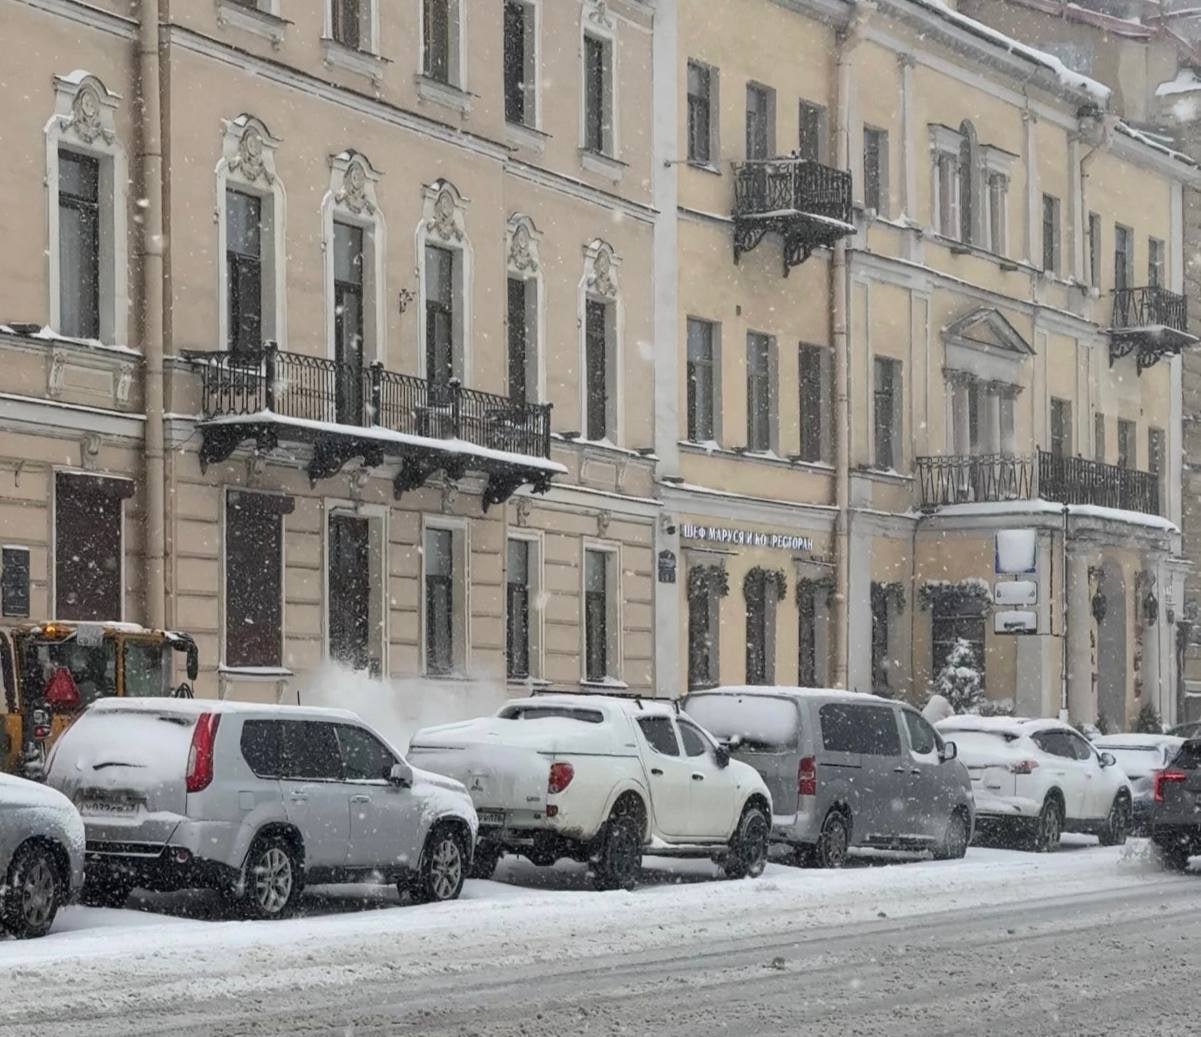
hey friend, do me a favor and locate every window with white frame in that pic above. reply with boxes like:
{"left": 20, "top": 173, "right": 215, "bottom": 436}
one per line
{"left": 745, "top": 83, "right": 774, "bottom": 160}
{"left": 425, "top": 244, "right": 455, "bottom": 387}
{"left": 506, "top": 535, "right": 541, "bottom": 680}
{"left": 580, "top": 240, "right": 620, "bottom": 443}
{"left": 506, "top": 213, "right": 542, "bottom": 407}
{"left": 225, "top": 489, "right": 293, "bottom": 669}
{"left": 330, "top": 0, "right": 372, "bottom": 50}
{"left": 1088, "top": 211, "right": 1102, "bottom": 287}
{"left": 798, "top": 343, "right": 830, "bottom": 463}
{"left": 746, "top": 332, "right": 775, "bottom": 453}
{"left": 958, "top": 121, "right": 980, "bottom": 245}
{"left": 687, "top": 60, "right": 716, "bottom": 164}
{"left": 424, "top": 522, "right": 466, "bottom": 676}
{"left": 1095, "top": 412, "right": 1106, "bottom": 463}
{"left": 419, "top": 180, "right": 470, "bottom": 387}
{"left": 423, "top": 0, "right": 461, "bottom": 86}
{"left": 504, "top": 0, "right": 537, "bottom": 127}
{"left": 56, "top": 472, "right": 133, "bottom": 622}
{"left": 744, "top": 568, "right": 780, "bottom": 685}
{"left": 687, "top": 562, "right": 726, "bottom": 689}
{"left": 863, "top": 126, "right": 888, "bottom": 216}
{"left": 1042, "top": 194, "right": 1061, "bottom": 275}
{"left": 227, "top": 189, "right": 263, "bottom": 354}
{"left": 327, "top": 506, "right": 386, "bottom": 675}
{"left": 1115, "top": 224, "right": 1133, "bottom": 292}
{"left": 1117, "top": 418, "right": 1136, "bottom": 470}
{"left": 686, "top": 318, "right": 718, "bottom": 443}
{"left": 873, "top": 357, "right": 902, "bottom": 470}
{"left": 798, "top": 100, "right": 826, "bottom": 163}
{"left": 582, "top": 31, "right": 615, "bottom": 155}
{"left": 986, "top": 173, "right": 1008, "bottom": 256}
{"left": 1149, "top": 237, "right": 1165, "bottom": 288}
{"left": 583, "top": 547, "right": 618, "bottom": 683}
{"left": 1050, "top": 397, "right": 1072, "bottom": 459}
{"left": 46, "top": 73, "right": 128, "bottom": 345}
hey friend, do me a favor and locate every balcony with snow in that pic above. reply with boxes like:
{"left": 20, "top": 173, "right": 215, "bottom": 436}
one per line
{"left": 1107, "top": 286, "right": 1197, "bottom": 373}
{"left": 731, "top": 158, "right": 854, "bottom": 275}
{"left": 183, "top": 343, "right": 560, "bottom": 510}
{"left": 917, "top": 452, "right": 1161, "bottom": 517}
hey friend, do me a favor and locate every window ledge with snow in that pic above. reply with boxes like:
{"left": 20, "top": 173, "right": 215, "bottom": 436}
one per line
{"left": 415, "top": 75, "right": 472, "bottom": 114}
{"left": 215, "top": 0, "right": 291, "bottom": 47}
{"left": 580, "top": 677, "right": 630, "bottom": 691}
{"left": 505, "top": 121, "right": 550, "bottom": 155}
{"left": 218, "top": 665, "right": 294, "bottom": 680}
{"left": 579, "top": 148, "right": 627, "bottom": 183}
{"left": 322, "top": 39, "right": 391, "bottom": 84}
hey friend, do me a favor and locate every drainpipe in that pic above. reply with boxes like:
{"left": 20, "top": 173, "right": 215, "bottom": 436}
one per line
{"left": 139, "top": 0, "right": 167, "bottom": 630}
{"left": 831, "top": 3, "right": 871, "bottom": 689}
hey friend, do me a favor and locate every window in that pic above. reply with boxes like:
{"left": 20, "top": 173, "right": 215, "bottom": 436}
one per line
{"left": 1032, "top": 730, "right": 1075, "bottom": 760}
{"left": 1149, "top": 237, "right": 1165, "bottom": 289}
{"left": 870, "top": 583, "right": 890, "bottom": 693}
{"left": 507, "top": 277, "right": 535, "bottom": 405}
{"left": 1094, "top": 412, "right": 1106, "bottom": 463}
{"left": 1115, "top": 224, "right": 1133, "bottom": 292}
{"left": 797, "top": 101, "right": 826, "bottom": 163}
{"left": 686, "top": 318, "right": 716, "bottom": 442}
{"left": 584, "top": 298, "right": 614, "bottom": 441}
{"left": 967, "top": 381, "right": 981, "bottom": 454}
{"left": 687, "top": 566, "right": 721, "bottom": 689}
{"left": 584, "top": 549, "right": 615, "bottom": 682}
{"left": 1042, "top": 194, "right": 1060, "bottom": 275}
{"left": 241, "top": 720, "right": 282, "bottom": 778}
{"left": 335, "top": 724, "right": 396, "bottom": 782}
{"left": 798, "top": 344, "right": 829, "bottom": 463}
{"left": 987, "top": 173, "right": 1008, "bottom": 255}
{"left": 931, "top": 595, "right": 986, "bottom": 689}
{"left": 1064, "top": 730, "right": 1095, "bottom": 762}
{"left": 425, "top": 244, "right": 454, "bottom": 387}
{"left": 506, "top": 538, "right": 531, "bottom": 680}
{"left": 746, "top": 332, "right": 773, "bottom": 452}
{"left": 903, "top": 710, "right": 938, "bottom": 757}
{"left": 873, "top": 357, "right": 901, "bottom": 470}
{"left": 583, "top": 33, "right": 613, "bottom": 154}
{"left": 687, "top": 61, "right": 714, "bottom": 164}
{"left": 330, "top": 0, "right": 364, "bottom": 49}
{"left": 1088, "top": 212, "right": 1102, "bottom": 287}
{"left": 1000, "top": 392, "right": 1015, "bottom": 454}
{"left": 1, "top": 547, "right": 30, "bottom": 619}
{"left": 328, "top": 512, "right": 371, "bottom": 672}
{"left": 958, "top": 122, "right": 978, "bottom": 245}
{"left": 936, "top": 151, "right": 958, "bottom": 238}
{"left": 226, "top": 188, "right": 263, "bottom": 354}
{"left": 122, "top": 641, "right": 169, "bottom": 697}
{"left": 58, "top": 151, "right": 100, "bottom": 339}
{"left": 863, "top": 127, "right": 887, "bottom": 216}
{"left": 638, "top": 717, "right": 680, "bottom": 756}
{"left": 797, "top": 579, "right": 829, "bottom": 687}
{"left": 819, "top": 703, "right": 901, "bottom": 756}
{"left": 745, "top": 83, "right": 773, "bottom": 160}
{"left": 1149, "top": 427, "right": 1165, "bottom": 500}
{"left": 678, "top": 720, "right": 709, "bottom": 758}
{"left": 281, "top": 721, "right": 343, "bottom": 781}
{"left": 333, "top": 221, "right": 365, "bottom": 424}
{"left": 504, "top": 1, "right": 535, "bottom": 126}
{"left": 424, "top": 527, "right": 454, "bottom": 675}
{"left": 1050, "top": 398, "right": 1072, "bottom": 459}
{"left": 1118, "top": 418, "right": 1136, "bottom": 470}
{"left": 224, "top": 490, "right": 291, "bottom": 669}
{"left": 55, "top": 473, "right": 133, "bottom": 622}
{"left": 423, "top": 0, "right": 453, "bottom": 84}
{"left": 745, "top": 570, "right": 776, "bottom": 686}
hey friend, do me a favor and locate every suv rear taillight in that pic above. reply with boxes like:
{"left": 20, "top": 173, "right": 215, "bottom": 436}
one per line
{"left": 185, "top": 712, "right": 221, "bottom": 793}
{"left": 1010, "top": 759, "right": 1039, "bottom": 775}
{"left": 548, "top": 761, "right": 574, "bottom": 794}
{"left": 798, "top": 755, "right": 817, "bottom": 797}
{"left": 1154, "top": 768, "right": 1188, "bottom": 802}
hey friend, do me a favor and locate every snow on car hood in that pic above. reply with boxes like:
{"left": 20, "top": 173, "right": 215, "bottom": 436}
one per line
{"left": 0, "top": 772, "right": 77, "bottom": 813}
{"left": 411, "top": 715, "right": 626, "bottom": 755}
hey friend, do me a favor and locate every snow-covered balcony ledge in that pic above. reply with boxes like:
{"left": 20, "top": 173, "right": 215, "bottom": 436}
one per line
{"left": 182, "top": 345, "right": 560, "bottom": 511}
{"left": 1107, "top": 286, "right": 1198, "bottom": 373}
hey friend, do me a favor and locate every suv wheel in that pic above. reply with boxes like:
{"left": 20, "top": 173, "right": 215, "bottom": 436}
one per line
{"left": 933, "top": 811, "right": 970, "bottom": 861}
{"left": 590, "top": 813, "right": 642, "bottom": 891}
{"left": 411, "top": 825, "right": 467, "bottom": 903}
{"left": 1098, "top": 795, "right": 1131, "bottom": 847}
{"left": 2, "top": 843, "right": 61, "bottom": 939}
{"left": 815, "top": 810, "right": 851, "bottom": 869}
{"left": 240, "top": 836, "right": 301, "bottom": 920}
{"left": 1029, "top": 799, "right": 1062, "bottom": 853}
{"left": 724, "top": 803, "right": 771, "bottom": 880}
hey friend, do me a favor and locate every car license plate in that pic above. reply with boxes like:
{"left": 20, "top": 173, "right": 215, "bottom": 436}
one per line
{"left": 477, "top": 809, "right": 506, "bottom": 827}
{"left": 79, "top": 799, "right": 137, "bottom": 817}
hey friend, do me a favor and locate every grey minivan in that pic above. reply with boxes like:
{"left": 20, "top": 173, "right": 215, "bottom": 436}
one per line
{"left": 683, "top": 687, "right": 974, "bottom": 867}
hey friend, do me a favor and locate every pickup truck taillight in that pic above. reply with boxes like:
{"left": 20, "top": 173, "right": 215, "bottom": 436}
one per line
{"left": 1010, "top": 759, "right": 1039, "bottom": 775}
{"left": 1154, "top": 768, "right": 1188, "bottom": 802}
{"left": 797, "top": 756, "right": 817, "bottom": 797}
{"left": 548, "top": 762, "right": 575, "bottom": 794}
{"left": 185, "top": 712, "right": 221, "bottom": 793}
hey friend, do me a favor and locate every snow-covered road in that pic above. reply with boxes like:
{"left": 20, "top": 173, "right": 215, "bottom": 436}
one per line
{"left": 1, "top": 838, "right": 1197, "bottom": 1036}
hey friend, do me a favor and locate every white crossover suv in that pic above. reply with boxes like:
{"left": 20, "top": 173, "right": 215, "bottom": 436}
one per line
{"left": 937, "top": 716, "right": 1132, "bottom": 851}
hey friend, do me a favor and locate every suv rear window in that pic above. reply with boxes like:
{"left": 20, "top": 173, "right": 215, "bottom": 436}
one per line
{"left": 241, "top": 719, "right": 282, "bottom": 778}
{"left": 820, "top": 703, "right": 901, "bottom": 756}
{"left": 1171, "top": 741, "right": 1201, "bottom": 770}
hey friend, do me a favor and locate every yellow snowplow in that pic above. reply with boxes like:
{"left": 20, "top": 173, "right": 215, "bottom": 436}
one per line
{"left": 0, "top": 620, "right": 199, "bottom": 778}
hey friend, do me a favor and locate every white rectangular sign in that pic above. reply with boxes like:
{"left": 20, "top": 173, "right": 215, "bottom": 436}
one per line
{"left": 995, "top": 529, "right": 1037, "bottom": 575}
{"left": 994, "top": 609, "right": 1038, "bottom": 634}
{"left": 995, "top": 580, "right": 1038, "bottom": 607}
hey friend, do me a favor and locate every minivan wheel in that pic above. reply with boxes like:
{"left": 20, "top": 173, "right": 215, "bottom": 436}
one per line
{"left": 934, "top": 811, "right": 970, "bottom": 861}
{"left": 2, "top": 843, "right": 61, "bottom": 939}
{"left": 240, "top": 837, "right": 301, "bottom": 920}
{"left": 1098, "top": 796, "right": 1131, "bottom": 847}
{"left": 590, "top": 814, "right": 642, "bottom": 891}
{"left": 411, "top": 826, "right": 467, "bottom": 904}
{"left": 1029, "top": 799, "right": 1062, "bottom": 853}
{"left": 724, "top": 804, "right": 771, "bottom": 880}
{"left": 816, "top": 811, "right": 851, "bottom": 869}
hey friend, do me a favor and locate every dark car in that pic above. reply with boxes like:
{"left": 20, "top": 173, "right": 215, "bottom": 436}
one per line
{"left": 1093, "top": 734, "right": 1184, "bottom": 836}
{"left": 1150, "top": 739, "right": 1201, "bottom": 870}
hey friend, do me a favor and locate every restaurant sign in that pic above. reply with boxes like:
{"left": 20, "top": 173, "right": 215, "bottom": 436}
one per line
{"left": 681, "top": 523, "right": 813, "bottom": 553}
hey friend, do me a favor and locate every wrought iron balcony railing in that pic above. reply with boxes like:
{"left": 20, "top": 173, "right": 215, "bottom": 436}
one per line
{"left": 916, "top": 452, "right": 1160, "bottom": 516}
{"left": 1109, "top": 286, "right": 1195, "bottom": 373}
{"left": 731, "top": 158, "right": 854, "bottom": 274}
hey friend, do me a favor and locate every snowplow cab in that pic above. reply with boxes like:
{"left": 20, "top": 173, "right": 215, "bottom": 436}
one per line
{"left": 0, "top": 620, "right": 199, "bottom": 778}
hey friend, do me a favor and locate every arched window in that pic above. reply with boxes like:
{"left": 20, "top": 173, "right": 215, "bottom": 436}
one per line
{"left": 958, "top": 120, "right": 980, "bottom": 245}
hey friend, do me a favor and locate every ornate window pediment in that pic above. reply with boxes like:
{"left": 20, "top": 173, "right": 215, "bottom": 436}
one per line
{"left": 52, "top": 71, "right": 120, "bottom": 147}
{"left": 583, "top": 239, "right": 619, "bottom": 299}
{"left": 222, "top": 114, "right": 281, "bottom": 186}
{"left": 507, "top": 213, "right": 542, "bottom": 277}
{"left": 422, "top": 178, "right": 468, "bottom": 246}
{"left": 330, "top": 149, "right": 382, "bottom": 217}
{"left": 944, "top": 307, "right": 1033, "bottom": 357}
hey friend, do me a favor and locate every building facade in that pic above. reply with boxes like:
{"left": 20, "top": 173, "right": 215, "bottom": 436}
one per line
{"left": 1, "top": 0, "right": 1196, "bottom": 733}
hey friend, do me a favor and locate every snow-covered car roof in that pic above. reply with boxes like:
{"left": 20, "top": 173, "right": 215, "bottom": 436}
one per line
{"left": 690, "top": 686, "right": 896, "bottom": 706}
{"left": 1094, "top": 733, "right": 1185, "bottom": 751}
{"left": 935, "top": 715, "right": 1067, "bottom": 739}
{"left": 87, "top": 696, "right": 361, "bottom": 723}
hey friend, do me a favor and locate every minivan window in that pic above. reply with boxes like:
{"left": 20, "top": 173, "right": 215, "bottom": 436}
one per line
{"left": 281, "top": 721, "right": 343, "bottom": 781}
{"left": 820, "top": 703, "right": 901, "bottom": 756}
{"left": 241, "top": 719, "right": 282, "bottom": 777}
{"left": 336, "top": 724, "right": 396, "bottom": 782}
{"left": 903, "top": 710, "right": 937, "bottom": 756}
{"left": 638, "top": 717, "right": 680, "bottom": 756}
{"left": 677, "top": 719, "right": 709, "bottom": 758}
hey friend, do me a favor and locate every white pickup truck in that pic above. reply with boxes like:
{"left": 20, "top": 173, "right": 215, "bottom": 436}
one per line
{"left": 408, "top": 694, "right": 773, "bottom": 890}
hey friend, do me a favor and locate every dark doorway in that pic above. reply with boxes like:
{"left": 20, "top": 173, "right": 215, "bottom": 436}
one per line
{"left": 329, "top": 513, "right": 371, "bottom": 671}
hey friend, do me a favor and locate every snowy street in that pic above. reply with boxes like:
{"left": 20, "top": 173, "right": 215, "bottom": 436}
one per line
{"left": 2, "top": 838, "right": 1196, "bottom": 1037}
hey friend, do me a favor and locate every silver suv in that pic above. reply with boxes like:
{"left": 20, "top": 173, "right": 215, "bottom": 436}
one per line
{"left": 683, "top": 687, "right": 974, "bottom": 866}
{"left": 45, "top": 698, "right": 478, "bottom": 918}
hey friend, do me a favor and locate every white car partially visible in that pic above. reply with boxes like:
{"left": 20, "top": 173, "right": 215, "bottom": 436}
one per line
{"left": 0, "top": 774, "right": 85, "bottom": 938}
{"left": 936, "top": 716, "right": 1132, "bottom": 851}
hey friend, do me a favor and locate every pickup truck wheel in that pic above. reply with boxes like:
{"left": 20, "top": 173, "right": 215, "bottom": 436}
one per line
{"left": 590, "top": 814, "right": 641, "bottom": 892}
{"left": 1098, "top": 795, "right": 1130, "bottom": 847}
{"left": 411, "top": 825, "right": 468, "bottom": 904}
{"left": 815, "top": 811, "right": 850, "bottom": 869}
{"left": 2, "top": 843, "right": 61, "bottom": 939}
{"left": 467, "top": 840, "right": 502, "bottom": 880}
{"left": 724, "top": 804, "right": 770, "bottom": 879}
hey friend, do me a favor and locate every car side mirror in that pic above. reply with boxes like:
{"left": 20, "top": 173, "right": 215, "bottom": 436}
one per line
{"left": 724, "top": 734, "right": 745, "bottom": 752}
{"left": 939, "top": 740, "right": 958, "bottom": 763}
{"left": 1099, "top": 751, "right": 1117, "bottom": 768}
{"left": 714, "top": 745, "right": 730, "bottom": 769}
{"left": 186, "top": 644, "right": 199, "bottom": 681}
{"left": 389, "top": 761, "right": 414, "bottom": 788}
